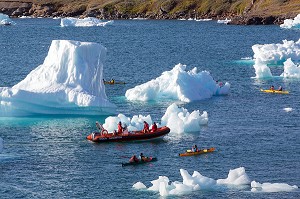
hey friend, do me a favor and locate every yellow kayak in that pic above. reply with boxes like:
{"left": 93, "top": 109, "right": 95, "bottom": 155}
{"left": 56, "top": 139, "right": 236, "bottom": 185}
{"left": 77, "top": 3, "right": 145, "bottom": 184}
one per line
{"left": 103, "top": 80, "right": 126, "bottom": 85}
{"left": 179, "top": 147, "right": 215, "bottom": 157}
{"left": 260, "top": 89, "right": 289, "bottom": 94}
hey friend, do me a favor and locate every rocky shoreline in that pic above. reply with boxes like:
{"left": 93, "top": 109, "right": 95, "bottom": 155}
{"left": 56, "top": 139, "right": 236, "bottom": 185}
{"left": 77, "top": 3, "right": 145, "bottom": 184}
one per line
{"left": 0, "top": 0, "right": 297, "bottom": 25}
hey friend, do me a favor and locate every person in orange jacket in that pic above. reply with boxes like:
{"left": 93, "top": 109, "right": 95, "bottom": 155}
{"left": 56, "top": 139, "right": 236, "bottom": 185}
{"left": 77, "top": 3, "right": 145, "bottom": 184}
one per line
{"left": 143, "top": 121, "right": 149, "bottom": 133}
{"left": 151, "top": 122, "right": 157, "bottom": 132}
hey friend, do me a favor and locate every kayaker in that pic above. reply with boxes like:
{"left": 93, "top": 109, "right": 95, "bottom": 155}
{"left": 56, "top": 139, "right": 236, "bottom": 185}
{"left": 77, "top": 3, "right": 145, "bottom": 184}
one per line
{"left": 278, "top": 86, "right": 283, "bottom": 91}
{"left": 110, "top": 79, "right": 115, "bottom": 84}
{"left": 151, "top": 122, "right": 157, "bottom": 133}
{"left": 117, "top": 121, "right": 123, "bottom": 134}
{"left": 139, "top": 153, "right": 146, "bottom": 161}
{"left": 143, "top": 121, "right": 149, "bottom": 133}
{"left": 129, "top": 154, "right": 139, "bottom": 163}
{"left": 270, "top": 85, "right": 274, "bottom": 90}
{"left": 192, "top": 145, "right": 198, "bottom": 152}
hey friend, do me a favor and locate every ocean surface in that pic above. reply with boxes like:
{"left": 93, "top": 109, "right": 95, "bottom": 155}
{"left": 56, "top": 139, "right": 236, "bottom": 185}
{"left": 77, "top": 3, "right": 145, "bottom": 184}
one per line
{"left": 0, "top": 18, "right": 300, "bottom": 198}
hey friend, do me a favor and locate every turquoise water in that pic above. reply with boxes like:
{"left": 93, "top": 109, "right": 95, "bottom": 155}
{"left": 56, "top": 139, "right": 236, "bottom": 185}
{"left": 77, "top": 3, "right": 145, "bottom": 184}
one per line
{"left": 0, "top": 19, "right": 300, "bottom": 198}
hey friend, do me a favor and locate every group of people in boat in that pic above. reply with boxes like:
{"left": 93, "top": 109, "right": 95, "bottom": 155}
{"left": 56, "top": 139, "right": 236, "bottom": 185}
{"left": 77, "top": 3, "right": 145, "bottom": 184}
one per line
{"left": 116, "top": 120, "right": 158, "bottom": 135}
{"left": 94, "top": 120, "right": 159, "bottom": 138}
{"left": 270, "top": 85, "right": 283, "bottom": 91}
{"left": 129, "top": 153, "right": 148, "bottom": 163}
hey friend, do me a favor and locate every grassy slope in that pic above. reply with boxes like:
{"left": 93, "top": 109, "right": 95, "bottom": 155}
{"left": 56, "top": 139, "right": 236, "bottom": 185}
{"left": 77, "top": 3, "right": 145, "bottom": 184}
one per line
{"left": 3, "top": 0, "right": 300, "bottom": 17}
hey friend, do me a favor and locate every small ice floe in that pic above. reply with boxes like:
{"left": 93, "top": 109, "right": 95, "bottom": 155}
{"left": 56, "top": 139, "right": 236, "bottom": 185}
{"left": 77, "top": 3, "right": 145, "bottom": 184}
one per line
{"left": 60, "top": 17, "right": 113, "bottom": 27}
{"left": 283, "top": 107, "right": 293, "bottom": 112}
{"left": 132, "top": 182, "right": 147, "bottom": 189}
{"left": 251, "top": 181, "right": 298, "bottom": 192}
{"left": 217, "top": 18, "right": 231, "bottom": 24}
{"left": 280, "top": 14, "right": 300, "bottom": 29}
{"left": 0, "top": 13, "right": 15, "bottom": 25}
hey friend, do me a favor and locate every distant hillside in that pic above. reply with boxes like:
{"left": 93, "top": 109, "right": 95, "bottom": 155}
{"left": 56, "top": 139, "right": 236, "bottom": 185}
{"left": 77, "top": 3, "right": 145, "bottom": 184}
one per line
{"left": 1, "top": 0, "right": 300, "bottom": 24}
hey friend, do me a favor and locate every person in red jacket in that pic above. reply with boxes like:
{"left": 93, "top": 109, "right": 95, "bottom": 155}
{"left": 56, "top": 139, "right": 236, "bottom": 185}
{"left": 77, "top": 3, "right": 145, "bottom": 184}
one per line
{"left": 117, "top": 121, "right": 123, "bottom": 134}
{"left": 151, "top": 122, "right": 157, "bottom": 133}
{"left": 143, "top": 121, "right": 149, "bottom": 133}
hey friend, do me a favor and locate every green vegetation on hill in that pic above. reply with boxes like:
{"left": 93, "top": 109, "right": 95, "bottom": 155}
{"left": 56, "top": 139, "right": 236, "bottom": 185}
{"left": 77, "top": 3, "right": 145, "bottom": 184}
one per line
{"left": 1, "top": 0, "right": 300, "bottom": 23}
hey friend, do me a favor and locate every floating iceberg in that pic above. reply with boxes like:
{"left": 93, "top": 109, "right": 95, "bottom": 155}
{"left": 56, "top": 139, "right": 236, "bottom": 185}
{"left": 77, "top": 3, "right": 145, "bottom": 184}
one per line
{"left": 0, "top": 13, "right": 15, "bottom": 25}
{"left": 216, "top": 167, "right": 250, "bottom": 185}
{"left": 0, "top": 40, "right": 116, "bottom": 116}
{"left": 101, "top": 103, "right": 207, "bottom": 134}
{"left": 283, "top": 107, "right": 293, "bottom": 112}
{"left": 280, "top": 14, "right": 300, "bottom": 29}
{"left": 217, "top": 18, "right": 231, "bottom": 24}
{"left": 134, "top": 167, "right": 298, "bottom": 196}
{"left": 60, "top": 17, "right": 113, "bottom": 27}
{"left": 252, "top": 39, "right": 300, "bottom": 64}
{"left": 161, "top": 103, "right": 208, "bottom": 134}
{"left": 252, "top": 39, "right": 300, "bottom": 78}
{"left": 125, "top": 63, "right": 230, "bottom": 102}
{"left": 251, "top": 181, "right": 298, "bottom": 192}
{"left": 133, "top": 167, "right": 248, "bottom": 196}
{"left": 102, "top": 113, "right": 152, "bottom": 133}
{"left": 280, "top": 58, "right": 300, "bottom": 78}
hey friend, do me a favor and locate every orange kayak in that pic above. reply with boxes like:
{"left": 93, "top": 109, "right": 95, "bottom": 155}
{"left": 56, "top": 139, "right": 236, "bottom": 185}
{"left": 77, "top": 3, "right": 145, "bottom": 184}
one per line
{"left": 179, "top": 147, "right": 215, "bottom": 157}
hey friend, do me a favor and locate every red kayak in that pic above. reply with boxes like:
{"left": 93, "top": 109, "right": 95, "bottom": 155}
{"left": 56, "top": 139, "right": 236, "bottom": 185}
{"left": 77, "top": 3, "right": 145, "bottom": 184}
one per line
{"left": 86, "top": 126, "right": 170, "bottom": 143}
{"left": 122, "top": 157, "right": 157, "bottom": 167}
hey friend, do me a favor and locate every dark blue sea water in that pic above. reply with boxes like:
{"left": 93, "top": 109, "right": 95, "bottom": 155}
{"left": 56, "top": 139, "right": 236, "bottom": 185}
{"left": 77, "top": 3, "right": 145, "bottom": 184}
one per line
{"left": 0, "top": 19, "right": 300, "bottom": 198}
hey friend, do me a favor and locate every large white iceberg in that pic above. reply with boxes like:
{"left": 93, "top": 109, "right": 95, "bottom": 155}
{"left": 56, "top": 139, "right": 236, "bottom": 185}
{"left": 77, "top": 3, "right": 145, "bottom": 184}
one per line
{"left": 252, "top": 39, "right": 300, "bottom": 78}
{"left": 252, "top": 39, "right": 300, "bottom": 64}
{"left": 0, "top": 13, "right": 15, "bottom": 25}
{"left": 100, "top": 103, "right": 207, "bottom": 134}
{"left": 125, "top": 63, "right": 230, "bottom": 102}
{"left": 60, "top": 17, "right": 113, "bottom": 27}
{"left": 280, "top": 14, "right": 300, "bottom": 29}
{"left": 0, "top": 40, "right": 116, "bottom": 116}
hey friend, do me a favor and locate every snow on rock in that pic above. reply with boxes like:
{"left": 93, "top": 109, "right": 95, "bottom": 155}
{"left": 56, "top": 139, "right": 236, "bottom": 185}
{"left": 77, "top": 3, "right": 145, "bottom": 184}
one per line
{"left": 60, "top": 17, "right": 113, "bottom": 27}
{"left": 0, "top": 40, "right": 116, "bottom": 116}
{"left": 125, "top": 63, "right": 230, "bottom": 102}
{"left": 216, "top": 167, "right": 250, "bottom": 185}
{"left": 161, "top": 103, "right": 208, "bottom": 134}
{"left": 251, "top": 181, "right": 298, "bottom": 192}
{"left": 0, "top": 13, "right": 15, "bottom": 25}
{"left": 280, "top": 14, "right": 300, "bottom": 29}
